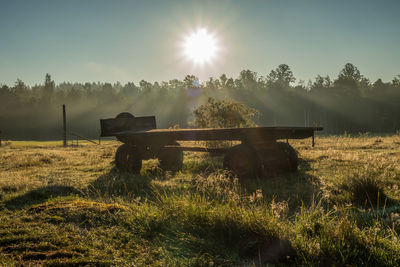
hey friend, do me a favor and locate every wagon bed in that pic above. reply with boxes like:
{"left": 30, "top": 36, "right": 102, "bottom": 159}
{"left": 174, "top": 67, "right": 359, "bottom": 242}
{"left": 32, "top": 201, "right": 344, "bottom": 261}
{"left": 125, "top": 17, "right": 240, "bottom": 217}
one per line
{"left": 103, "top": 126, "right": 321, "bottom": 141}
{"left": 100, "top": 113, "right": 323, "bottom": 178}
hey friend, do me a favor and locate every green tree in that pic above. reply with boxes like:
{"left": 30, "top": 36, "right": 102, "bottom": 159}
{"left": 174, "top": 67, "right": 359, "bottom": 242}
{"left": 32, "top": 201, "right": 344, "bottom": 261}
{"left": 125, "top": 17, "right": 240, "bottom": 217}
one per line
{"left": 44, "top": 73, "right": 55, "bottom": 94}
{"left": 266, "top": 64, "right": 295, "bottom": 87}
{"left": 121, "top": 82, "right": 139, "bottom": 98}
{"left": 191, "top": 97, "right": 259, "bottom": 128}
{"left": 392, "top": 75, "right": 400, "bottom": 86}
{"left": 42, "top": 73, "right": 55, "bottom": 103}
{"left": 12, "top": 79, "right": 29, "bottom": 102}
{"left": 139, "top": 80, "right": 152, "bottom": 95}
{"left": 183, "top": 75, "right": 199, "bottom": 88}
{"left": 235, "top": 70, "right": 258, "bottom": 90}
{"left": 337, "top": 63, "right": 361, "bottom": 82}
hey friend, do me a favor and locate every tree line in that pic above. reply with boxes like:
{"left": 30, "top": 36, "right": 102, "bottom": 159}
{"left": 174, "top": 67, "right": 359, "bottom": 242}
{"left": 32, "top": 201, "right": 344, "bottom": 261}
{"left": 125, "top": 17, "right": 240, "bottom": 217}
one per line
{"left": 1, "top": 63, "right": 399, "bottom": 140}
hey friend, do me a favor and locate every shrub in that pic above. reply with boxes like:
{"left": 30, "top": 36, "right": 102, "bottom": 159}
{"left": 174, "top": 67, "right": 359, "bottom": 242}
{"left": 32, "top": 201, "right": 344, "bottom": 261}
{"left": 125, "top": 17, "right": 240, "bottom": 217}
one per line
{"left": 190, "top": 97, "right": 259, "bottom": 128}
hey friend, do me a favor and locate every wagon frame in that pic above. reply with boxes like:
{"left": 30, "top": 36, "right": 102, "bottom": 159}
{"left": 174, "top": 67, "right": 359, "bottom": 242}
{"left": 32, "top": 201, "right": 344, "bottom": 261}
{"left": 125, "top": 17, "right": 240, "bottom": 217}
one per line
{"left": 100, "top": 113, "right": 322, "bottom": 178}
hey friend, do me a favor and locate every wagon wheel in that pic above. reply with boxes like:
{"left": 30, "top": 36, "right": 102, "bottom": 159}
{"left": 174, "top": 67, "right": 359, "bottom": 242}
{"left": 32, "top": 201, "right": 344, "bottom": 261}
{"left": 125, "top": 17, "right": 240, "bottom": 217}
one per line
{"left": 259, "top": 142, "right": 298, "bottom": 175}
{"left": 115, "top": 144, "right": 142, "bottom": 173}
{"left": 158, "top": 142, "right": 183, "bottom": 172}
{"left": 276, "top": 142, "right": 298, "bottom": 172}
{"left": 223, "top": 144, "right": 261, "bottom": 179}
{"left": 116, "top": 112, "right": 135, "bottom": 119}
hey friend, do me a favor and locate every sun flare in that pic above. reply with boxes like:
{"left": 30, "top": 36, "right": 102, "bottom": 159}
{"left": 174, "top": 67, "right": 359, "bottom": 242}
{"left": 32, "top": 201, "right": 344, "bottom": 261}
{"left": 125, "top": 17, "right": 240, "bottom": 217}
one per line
{"left": 183, "top": 28, "right": 218, "bottom": 65}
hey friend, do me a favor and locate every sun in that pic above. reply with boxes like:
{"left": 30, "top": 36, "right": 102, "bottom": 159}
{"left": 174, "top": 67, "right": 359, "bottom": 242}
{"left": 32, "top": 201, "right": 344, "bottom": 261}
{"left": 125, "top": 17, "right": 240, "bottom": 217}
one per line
{"left": 183, "top": 28, "right": 218, "bottom": 65}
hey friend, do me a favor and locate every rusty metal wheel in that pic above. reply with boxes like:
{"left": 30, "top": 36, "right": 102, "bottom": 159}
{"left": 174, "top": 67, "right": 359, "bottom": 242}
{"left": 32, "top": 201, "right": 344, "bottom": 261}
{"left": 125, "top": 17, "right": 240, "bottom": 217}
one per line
{"left": 115, "top": 144, "right": 142, "bottom": 173}
{"left": 223, "top": 144, "right": 261, "bottom": 179}
{"left": 158, "top": 142, "right": 183, "bottom": 172}
{"left": 115, "top": 112, "right": 134, "bottom": 119}
{"left": 276, "top": 142, "right": 298, "bottom": 172}
{"left": 258, "top": 142, "right": 299, "bottom": 175}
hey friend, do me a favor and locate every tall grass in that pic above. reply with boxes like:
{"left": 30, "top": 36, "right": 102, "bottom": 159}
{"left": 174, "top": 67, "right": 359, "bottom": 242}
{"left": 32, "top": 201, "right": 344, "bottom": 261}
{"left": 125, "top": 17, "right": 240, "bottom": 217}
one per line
{"left": 0, "top": 136, "right": 400, "bottom": 265}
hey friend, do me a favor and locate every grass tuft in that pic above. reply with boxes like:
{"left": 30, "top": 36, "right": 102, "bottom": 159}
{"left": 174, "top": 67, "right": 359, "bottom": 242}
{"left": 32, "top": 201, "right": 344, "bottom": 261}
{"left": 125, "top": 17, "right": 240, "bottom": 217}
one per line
{"left": 348, "top": 175, "right": 388, "bottom": 208}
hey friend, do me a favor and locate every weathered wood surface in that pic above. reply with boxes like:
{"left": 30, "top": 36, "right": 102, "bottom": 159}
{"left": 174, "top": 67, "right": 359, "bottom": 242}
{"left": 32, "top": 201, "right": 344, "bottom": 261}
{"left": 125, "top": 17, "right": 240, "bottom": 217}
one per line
{"left": 113, "top": 126, "right": 321, "bottom": 144}
{"left": 100, "top": 116, "right": 156, "bottom": 137}
{"left": 100, "top": 115, "right": 322, "bottom": 145}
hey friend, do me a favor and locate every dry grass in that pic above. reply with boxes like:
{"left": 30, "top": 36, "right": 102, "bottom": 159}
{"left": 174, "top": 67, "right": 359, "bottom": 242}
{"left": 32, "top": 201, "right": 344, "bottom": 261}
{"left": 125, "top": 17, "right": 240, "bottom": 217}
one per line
{"left": 0, "top": 135, "right": 399, "bottom": 265}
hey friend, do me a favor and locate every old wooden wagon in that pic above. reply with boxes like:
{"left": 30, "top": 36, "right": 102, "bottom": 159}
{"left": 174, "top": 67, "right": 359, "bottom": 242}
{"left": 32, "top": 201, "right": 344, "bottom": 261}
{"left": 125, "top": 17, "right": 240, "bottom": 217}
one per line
{"left": 100, "top": 113, "right": 322, "bottom": 178}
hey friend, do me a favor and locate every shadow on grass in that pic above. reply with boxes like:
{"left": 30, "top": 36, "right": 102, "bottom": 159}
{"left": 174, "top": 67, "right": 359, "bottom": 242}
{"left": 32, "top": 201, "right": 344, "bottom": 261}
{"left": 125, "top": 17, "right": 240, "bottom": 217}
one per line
{"left": 4, "top": 185, "right": 81, "bottom": 209}
{"left": 3, "top": 167, "right": 157, "bottom": 209}
{"left": 4, "top": 157, "right": 316, "bottom": 211}
{"left": 86, "top": 167, "right": 156, "bottom": 200}
{"left": 183, "top": 154, "right": 224, "bottom": 175}
{"left": 237, "top": 158, "right": 318, "bottom": 210}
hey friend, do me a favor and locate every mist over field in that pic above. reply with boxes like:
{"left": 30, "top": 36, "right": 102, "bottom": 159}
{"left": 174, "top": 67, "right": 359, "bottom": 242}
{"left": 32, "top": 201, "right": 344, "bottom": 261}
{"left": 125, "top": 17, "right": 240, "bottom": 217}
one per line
{"left": 1, "top": 63, "right": 400, "bottom": 140}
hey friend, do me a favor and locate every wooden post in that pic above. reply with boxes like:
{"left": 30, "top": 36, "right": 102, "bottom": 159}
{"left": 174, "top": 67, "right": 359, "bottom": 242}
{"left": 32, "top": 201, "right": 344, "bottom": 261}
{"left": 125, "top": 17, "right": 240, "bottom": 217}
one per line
{"left": 312, "top": 131, "right": 315, "bottom": 147}
{"left": 63, "top": 104, "right": 67, "bottom": 147}
{"left": 0, "top": 130, "right": 2, "bottom": 147}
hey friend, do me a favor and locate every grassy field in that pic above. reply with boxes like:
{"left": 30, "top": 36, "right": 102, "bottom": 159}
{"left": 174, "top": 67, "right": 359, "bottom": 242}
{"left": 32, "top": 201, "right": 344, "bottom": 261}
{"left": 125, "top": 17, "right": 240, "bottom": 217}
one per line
{"left": 0, "top": 136, "right": 400, "bottom": 266}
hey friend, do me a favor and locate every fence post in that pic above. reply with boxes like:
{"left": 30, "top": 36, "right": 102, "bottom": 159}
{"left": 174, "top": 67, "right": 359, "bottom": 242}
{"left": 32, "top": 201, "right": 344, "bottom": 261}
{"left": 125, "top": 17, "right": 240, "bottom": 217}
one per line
{"left": 312, "top": 131, "right": 315, "bottom": 147}
{"left": 63, "top": 104, "right": 67, "bottom": 147}
{"left": 0, "top": 130, "right": 2, "bottom": 147}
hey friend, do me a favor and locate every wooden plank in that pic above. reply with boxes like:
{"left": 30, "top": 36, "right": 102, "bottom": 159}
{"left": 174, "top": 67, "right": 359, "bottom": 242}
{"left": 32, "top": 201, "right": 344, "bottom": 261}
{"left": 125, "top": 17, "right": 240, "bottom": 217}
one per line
{"left": 116, "top": 127, "right": 322, "bottom": 143}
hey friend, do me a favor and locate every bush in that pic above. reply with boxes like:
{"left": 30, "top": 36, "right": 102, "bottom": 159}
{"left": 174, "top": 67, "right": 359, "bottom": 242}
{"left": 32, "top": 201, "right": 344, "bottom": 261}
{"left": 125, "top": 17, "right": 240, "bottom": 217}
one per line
{"left": 191, "top": 97, "right": 259, "bottom": 128}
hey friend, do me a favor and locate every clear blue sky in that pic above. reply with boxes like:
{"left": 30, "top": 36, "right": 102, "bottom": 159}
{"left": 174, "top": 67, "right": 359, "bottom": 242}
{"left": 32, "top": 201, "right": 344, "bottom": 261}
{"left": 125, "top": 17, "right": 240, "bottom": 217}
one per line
{"left": 0, "top": 0, "right": 399, "bottom": 86}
